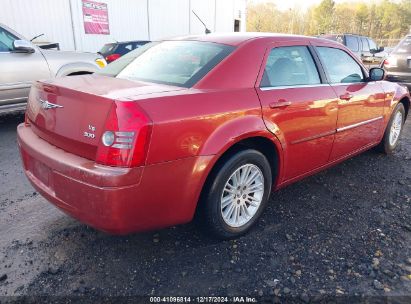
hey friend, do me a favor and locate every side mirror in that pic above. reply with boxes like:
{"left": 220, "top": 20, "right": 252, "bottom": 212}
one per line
{"left": 369, "top": 68, "right": 385, "bottom": 81}
{"left": 13, "top": 40, "right": 35, "bottom": 53}
{"left": 370, "top": 46, "right": 385, "bottom": 54}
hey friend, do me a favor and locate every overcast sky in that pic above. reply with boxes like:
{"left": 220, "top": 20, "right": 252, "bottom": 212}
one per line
{"left": 248, "top": 0, "right": 386, "bottom": 11}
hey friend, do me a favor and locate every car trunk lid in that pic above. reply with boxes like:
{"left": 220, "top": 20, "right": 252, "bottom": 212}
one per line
{"left": 26, "top": 75, "right": 183, "bottom": 160}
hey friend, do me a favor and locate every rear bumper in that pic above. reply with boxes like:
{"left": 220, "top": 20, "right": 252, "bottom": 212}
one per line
{"left": 17, "top": 123, "right": 212, "bottom": 234}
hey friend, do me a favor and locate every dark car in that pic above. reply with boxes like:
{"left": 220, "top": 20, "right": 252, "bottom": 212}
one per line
{"left": 320, "top": 34, "right": 384, "bottom": 65}
{"left": 99, "top": 40, "right": 150, "bottom": 63}
{"left": 382, "top": 34, "right": 411, "bottom": 88}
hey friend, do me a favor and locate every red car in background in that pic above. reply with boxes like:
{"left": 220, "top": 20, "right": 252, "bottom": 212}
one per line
{"left": 18, "top": 34, "right": 410, "bottom": 239}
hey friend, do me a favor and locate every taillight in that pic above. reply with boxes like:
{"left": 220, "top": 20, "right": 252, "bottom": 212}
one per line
{"left": 96, "top": 102, "right": 152, "bottom": 167}
{"left": 106, "top": 53, "right": 121, "bottom": 63}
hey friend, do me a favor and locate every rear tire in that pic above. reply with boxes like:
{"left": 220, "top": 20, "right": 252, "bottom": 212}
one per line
{"left": 377, "top": 103, "right": 405, "bottom": 154}
{"left": 199, "top": 149, "right": 272, "bottom": 239}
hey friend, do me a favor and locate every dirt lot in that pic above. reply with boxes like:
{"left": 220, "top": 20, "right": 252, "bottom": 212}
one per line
{"left": 0, "top": 113, "right": 410, "bottom": 302}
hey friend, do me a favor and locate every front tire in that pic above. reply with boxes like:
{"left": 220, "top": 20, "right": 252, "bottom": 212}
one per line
{"left": 200, "top": 149, "right": 272, "bottom": 239}
{"left": 378, "top": 103, "right": 405, "bottom": 154}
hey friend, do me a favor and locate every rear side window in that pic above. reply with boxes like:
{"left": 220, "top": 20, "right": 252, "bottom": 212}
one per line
{"left": 260, "top": 46, "right": 321, "bottom": 87}
{"left": 345, "top": 36, "right": 359, "bottom": 52}
{"left": 361, "top": 38, "right": 370, "bottom": 51}
{"left": 316, "top": 47, "right": 364, "bottom": 84}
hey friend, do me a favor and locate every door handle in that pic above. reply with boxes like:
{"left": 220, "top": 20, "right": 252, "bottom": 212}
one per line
{"left": 340, "top": 93, "right": 353, "bottom": 101}
{"left": 269, "top": 100, "right": 292, "bottom": 109}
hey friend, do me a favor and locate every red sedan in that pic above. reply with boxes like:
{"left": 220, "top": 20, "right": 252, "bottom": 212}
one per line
{"left": 18, "top": 33, "right": 410, "bottom": 239}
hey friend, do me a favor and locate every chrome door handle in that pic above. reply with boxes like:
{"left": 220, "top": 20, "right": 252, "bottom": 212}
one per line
{"left": 340, "top": 93, "right": 353, "bottom": 101}
{"left": 269, "top": 100, "right": 291, "bottom": 109}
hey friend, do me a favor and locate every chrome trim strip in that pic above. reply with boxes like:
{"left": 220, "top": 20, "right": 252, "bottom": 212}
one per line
{"left": 330, "top": 82, "right": 367, "bottom": 86}
{"left": 291, "top": 130, "right": 336, "bottom": 145}
{"left": 260, "top": 84, "right": 330, "bottom": 91}
{"left": 337, "top": 116, "right": 383, "bottom": 132}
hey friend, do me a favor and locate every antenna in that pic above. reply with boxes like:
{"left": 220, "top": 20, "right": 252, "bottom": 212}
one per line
{"left": 30, "top": 33, "right": 45, "bottom": 42}
{"left": 192, "top": 10, "right": 211, "bottom": 34}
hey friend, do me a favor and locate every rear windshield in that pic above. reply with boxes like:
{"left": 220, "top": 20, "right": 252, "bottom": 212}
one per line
{"left": 100, "top": 43, "right": 117, "bottom": 54}
{"left": 395, "top": 36, "right": 411, "bottom": 53}
{"left": 97, "top": 41, "right": 234, "bottom": 88}
{"left": 320, "top": 35, "right": 344, "bottom": 45}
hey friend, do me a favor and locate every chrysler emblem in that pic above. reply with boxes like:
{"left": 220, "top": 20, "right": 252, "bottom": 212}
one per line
{"left": 39, "top": 99, "right": 63, "bottom": 110}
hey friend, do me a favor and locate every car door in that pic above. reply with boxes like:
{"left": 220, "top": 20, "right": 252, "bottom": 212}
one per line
{"left": 0, "top": 25, "right": 50, "bottom": 107}
{"left": 360, "top": 37, "right": 373, "bottom": 64}
{"left": 256, "top": 41, "right": 339, "bottom": 180}
{"left": 314, "top": 45, "right": 386, "bottom": 161}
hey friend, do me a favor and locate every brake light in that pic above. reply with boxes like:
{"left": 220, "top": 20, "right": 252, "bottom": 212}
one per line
{"left": 106, "top": 53, "right": 121, "bottom": 63}
{"left": 96, "top": 102, "right": 152, "bottom": 167}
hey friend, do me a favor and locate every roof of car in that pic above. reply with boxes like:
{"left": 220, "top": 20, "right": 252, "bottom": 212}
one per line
{"left": 171, "top": 32, "right": 329, "bottom": 47}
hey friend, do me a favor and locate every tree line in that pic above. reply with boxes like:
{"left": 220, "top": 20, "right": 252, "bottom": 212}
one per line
{"left": 247, "top": 0, "right": 411, "bottom": 46}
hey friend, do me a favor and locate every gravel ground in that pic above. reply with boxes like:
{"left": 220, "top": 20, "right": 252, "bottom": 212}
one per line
{"left": 0, "top": 113, "right": 410, "bottom": 303}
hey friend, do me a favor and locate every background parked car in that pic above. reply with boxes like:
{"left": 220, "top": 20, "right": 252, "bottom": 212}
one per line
{"left": 99, "top": 41, "right": 150, "bottom": 63}
{"left": 381, "top": 34, "right": 411, "bottom": 89}
{"left": 0, "top": 23, "right": 106, "bottom": 115}
{"left": 319, "top": 33, "right": 384, "bottom": 66}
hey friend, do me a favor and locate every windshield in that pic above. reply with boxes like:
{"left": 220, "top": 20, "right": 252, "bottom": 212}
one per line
{"left": 98, "top": 41, "right": 234, "bottom": 88}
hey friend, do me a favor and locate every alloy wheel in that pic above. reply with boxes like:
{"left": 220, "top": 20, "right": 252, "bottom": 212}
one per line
{"left": 389, "top": 111, "right": 403, "bottom": 146}
{"left": 220, "top": 164, "right": 264, "bottom": 228}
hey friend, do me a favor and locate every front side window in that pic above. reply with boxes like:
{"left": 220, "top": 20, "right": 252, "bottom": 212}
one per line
{"left": 368, "top": 39, "right": 377, "bottom": 52}
{"left": 361, "top": 37, "right": 370, "bottom": 51}
{"left": 260, "top": 46, "right": 321, "bottom": 87}
{"left": 113, "top": 41, "right": 234, "bottom": 87}
{"left": 345, "top": 36, "right": 359, "bottom": 52}
{"left": 316, "top": 47, "right": 364, "bottom": 84}
{"left": 0, "top": 27, "right": 18, "bottom": 52}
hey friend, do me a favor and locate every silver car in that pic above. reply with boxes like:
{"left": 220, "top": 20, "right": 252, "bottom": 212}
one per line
{"left": 0, "top": 23, "right": 106, "bottom": 114}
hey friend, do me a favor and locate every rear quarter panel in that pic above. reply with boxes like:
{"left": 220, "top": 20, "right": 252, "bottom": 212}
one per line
{"left": 138, "top": 88, "right": 280, "bottom": 164}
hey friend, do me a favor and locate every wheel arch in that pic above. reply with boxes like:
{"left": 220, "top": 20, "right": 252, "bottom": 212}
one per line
{"left": 67, "top": 71, "right": 94, "bottom": 76}
{"left": 56, "top": 62, "right": 98, "bottom": 77}
{"left": 399, "top": 96, "right": 410, "bottom": 119}
{"left": 194, "top": 134, "right": 283, "bottom": 219}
